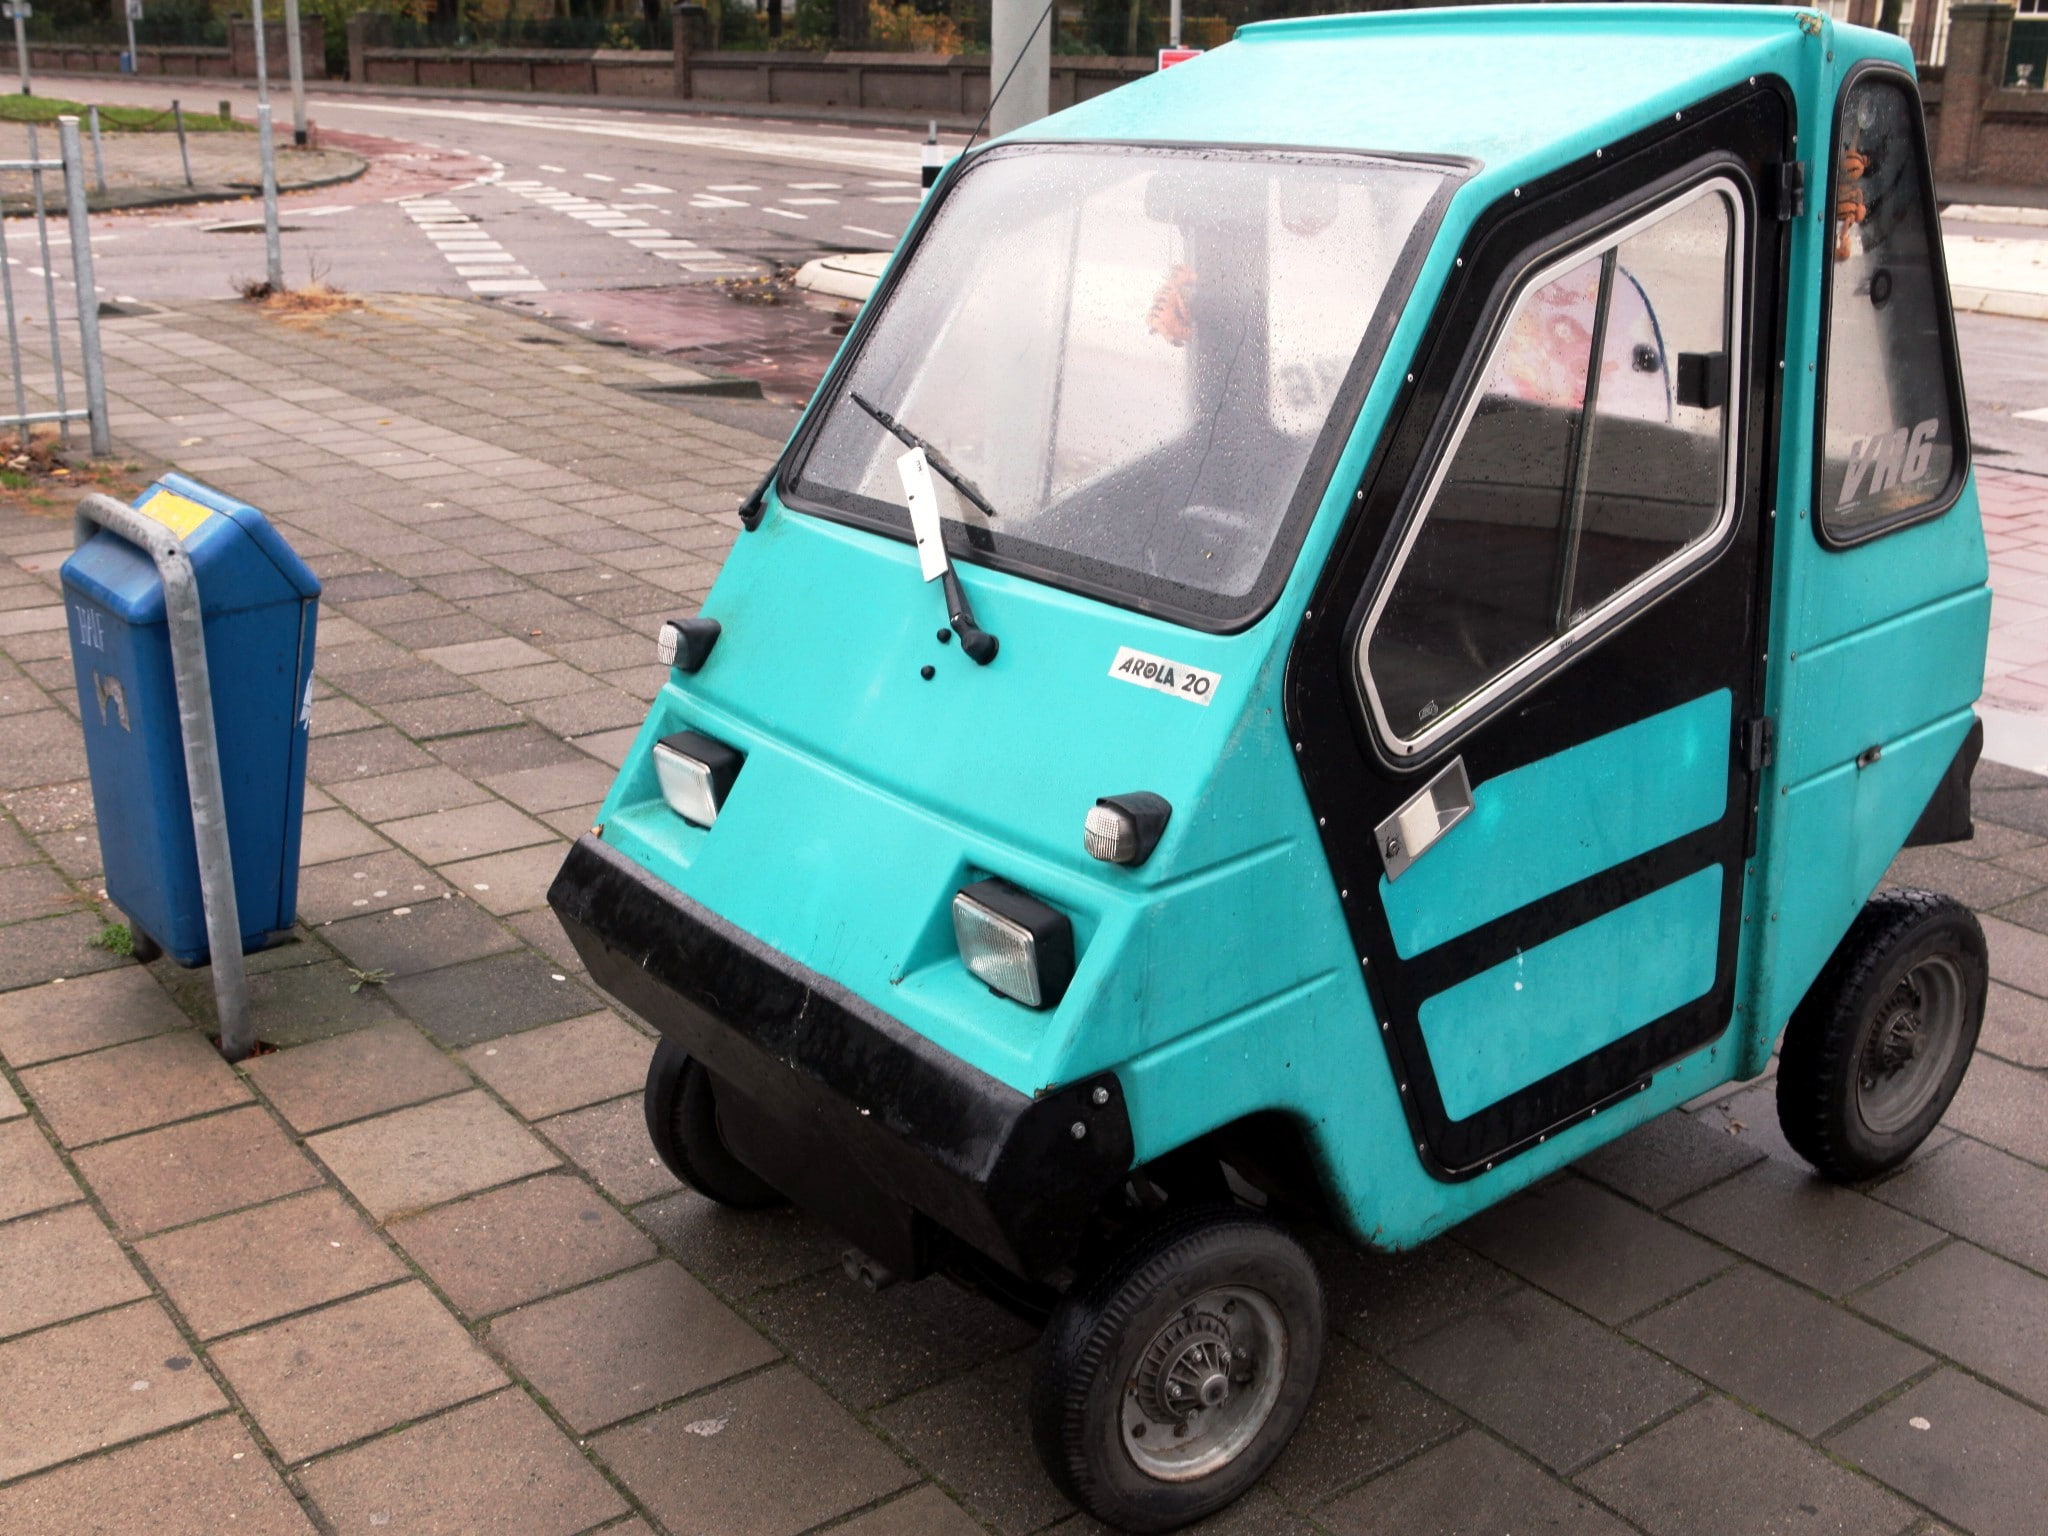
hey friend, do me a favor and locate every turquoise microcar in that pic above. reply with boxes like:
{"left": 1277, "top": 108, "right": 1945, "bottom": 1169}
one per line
{"left": 549, "top": 8, "right": 1991, "bottom": 1527}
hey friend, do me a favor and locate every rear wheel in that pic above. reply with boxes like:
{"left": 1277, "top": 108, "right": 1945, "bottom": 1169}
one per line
{"left": 1777, "top": 888, "right": 1986, "bottom": 1181}
{"left": 1031, "top": 1206, "right": 1323, "bottom": 1533}
{"left": 643, "top": 1038, "right": 783, "bottom": 1209}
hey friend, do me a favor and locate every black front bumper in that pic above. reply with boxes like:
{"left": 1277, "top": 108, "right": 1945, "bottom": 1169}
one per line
{"left": 547, "top": 835, "right": 1133, "bottom": 1283}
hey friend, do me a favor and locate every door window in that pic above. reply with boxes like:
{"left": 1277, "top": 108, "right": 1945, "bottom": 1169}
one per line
{"left": 1818, "top": 74, "right": 1965, "bottom": 543}
{"left": 1359, "top": 179, "right": 1744, "bottom": 754}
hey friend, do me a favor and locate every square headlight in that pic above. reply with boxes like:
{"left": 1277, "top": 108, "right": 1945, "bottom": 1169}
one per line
{"left": 952, "top": 877, "right": 1074, "bottom": 1009}
{"left": 651, "top": 730, "right": 743, "bottom": 827}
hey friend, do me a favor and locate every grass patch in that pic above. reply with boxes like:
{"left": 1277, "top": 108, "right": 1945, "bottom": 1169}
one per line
{"left": 0, "top": 95, "right": 247, "bottom": 133}
{"left": 90, "top": 921, "right": 135, "bottom": 957}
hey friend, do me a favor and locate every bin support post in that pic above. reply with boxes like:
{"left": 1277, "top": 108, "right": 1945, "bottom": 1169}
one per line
{"left": 73, "top": 492, "right": 253, "bottom": 1062}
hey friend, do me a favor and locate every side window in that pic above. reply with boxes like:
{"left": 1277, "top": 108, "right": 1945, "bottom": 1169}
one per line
{"left": 1819, "top": 74, "right": 1964, "bottom": 542}
{"left": 1360, "top": 180, "right": 1742, "bottom": 752}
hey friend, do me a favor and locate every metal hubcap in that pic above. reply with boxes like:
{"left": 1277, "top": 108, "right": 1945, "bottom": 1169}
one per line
{"left": 1856, "top": 955, "right": 1966, "bottom": 1136}
{"left": 1122, "top": 1287, "right": 1286, "bottom": 1482}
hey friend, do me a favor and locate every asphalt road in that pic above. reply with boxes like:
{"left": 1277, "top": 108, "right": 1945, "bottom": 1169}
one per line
{"left": 19, "top": 78, "right": 2048, "bottom": 468}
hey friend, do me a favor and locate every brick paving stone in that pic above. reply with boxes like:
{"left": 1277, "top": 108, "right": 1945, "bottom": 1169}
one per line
{"left": 1317, "top": 1231, "right": 1519, "bottom": 1356}
{"left": 242, "top": 1019, "right": 469, "bottom": 1134}
{"left": 1669, "top": 1159, "right": 1943, "bottom": 1296}
{"left": 489, "top": 1259, "right": 779, "bottom": 1431}
{"left": 1978, "top": 913, "right": 2048, "bottom": 998}
{"left": 429, "top": 722, "right": 592, "bottom": 778}
{"left": 1872, "top": 1136, "right": 2048, "bottom": 1272}
{"left": 211, "top": 1281, "right": 509, "bottom": 1461}
{"left": 0, "top": 1203, "right": 151, "bottom": 1341}
{"left": 0, "top": 1116, "right": 80, "bottom": 1221}
{"left": 1390, "top": 1287, "right": 1698, "bottom": 1473}
{"left": 382, "top": 801, "right": 556, "bottom": 866}
{"left": 461, "top": 1011, "right": 651, "bottom": 1120}
{"left": 1627, "top": 1264, "right": 1930, "bottom": 1436}
{"left": 832, "top": 1486, "right": 994, "bottom": 1536}
{"left": 309, "top": 1090, "right": 558, "bottom": 1221}
{"left": 442, "top": 840, "right": 573, "bottom": 915}
{"left": 1942, "top": 1054, "right": 2048, "bottom": 1164}
{"left": 385, "top": 949, "right": 600, "bottom": 1046}
{"left": 221, "top": 959, "right": 406, "bottom": 1047}
{"left": 0, "top": 1415, "right": 315, "bottom": 1536}
{"left": 872, "top": 1352, "right": 1067, "bottom": 1536}
{"left": 1852, "top": 1241, "right": 2048, "bottom": 1406}
{"left": 20, "top": 1030, "right": 248, "bottom": 1148}
{"left": 744, "top": 1267, "right": 1036, "bottom": 1410}
{"left": 482, "top": 756, "right": 618, "bottom": 813}
{"left": 298, "top": 809, "right": 391, "bottom": 866}
{"left": 322, "top": 897, "right": 521, "bottom": 979}
{"left": 635, "top": 1190, "right": 843, "bottom": 1299}
{"left": 1454, "top": 1174, "right": 1732, "bottom": 1324}
{"left": 0, "top": 1301, "right": 227, "bottom": 1481}
{"left": 0, "top": 862, "right": 85, "bottom": 924}
{"left": 298, "top": 1388, "right": 627, "bottom": 1536}
{"left": 0, "top": 1071, "right": 22, "bottom": 1119}
{"left": 308, "top": 725, "right": 438, "bottom": 785}
{"left": 1981, "top": 981, "right": 2048, "bottom": 1068}
{"left": 326, "top": 764, "right": 493, "bottom": 823}
{"left": 473, "top": 661, "right": 594, "bottom": 704}
{"left": 1573, "top": 1107, "right": 1766, "bottom": 1209}
{"left": 419, "top": 636, "right": 552, "bottom": 674}
{"left": 1263, "top": 1336, "right": 1463, "bottom": 1505}
{"left": 597, "top": 1364, "right": 915, "bottom": 1536}
{"left": 0, "top": 708, "right": 86, "bottom": 790}
{"left": 75, "top": 1104, "right": 325, "bottom": 1237}
{"left": 388, "top": 1171, "right": 654, "bottom": 1317}
{"left": 575, "top": 724, "right": 643, "bottom": 767}
{"left": 1688, "top": 1079, "right": 1810, "bottom": 1167}
{"left": 1577, "top": 1395, "right": 1910, "bottom": 1536}
{"left": 382, "top": 691, "right": 526, "bottom": 740}
{"left": 0, "top": 911, "right": 124, "bottom": 990}
{"left": 537, "top": 1092, "right": 682, "bottom": 1204}
{"left": 1322, "top": 1428, "right": 1634, "bottom": 1536}
{"left": 0, "top": 967, "right": 185, "bottom": 1067}
{"left": 136, "top": 1188, "right": 408, "bottom": 1340}
{"left": 1888, "top": 843, "right": 2044, "bottom": 911}
{"left": 297, "top": 847, "right": 453, "bottom": 924}
{"left": 1829, "top": 1369, "right": 2048, "bottom": 1536}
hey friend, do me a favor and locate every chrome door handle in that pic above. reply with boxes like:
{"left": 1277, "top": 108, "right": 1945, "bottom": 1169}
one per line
{"left": 1375, "top": 755, "right": 1474, "bottom": 881}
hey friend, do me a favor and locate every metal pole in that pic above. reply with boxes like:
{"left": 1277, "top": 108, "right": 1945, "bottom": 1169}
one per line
{"left": 0, "top": 205, "right": 29, "bottom": 434}
{"left": 172, "top": 99, "right": 192, "bottom": 188}
{"left": 123, "top": 0, "right": 136, "bottom": 75}
{"left": 25, "top": 122, "right": 71, "bottom": 447}
{"left": 11, "top": 5, "right": 29, "bottom": 96}
{"left": 87, "top": 105, "right": 106, "bottom": 195}
{"left": 251, "top": 0, "right": 283, "bottom": 291}
{"left": 1170, "top": 0, "right": 1182, "bottom": 49}
{"left": 73, "top": 493, "right": 252, "bottom": 1063}
{"left": 987, "top": 0, "right": 1050, "bottom": 137}
{"left": 281, "top": 0, "right": 306, "bottom": 147}
{"left": 57, "top": 117, "right": 110, "bottom": 456}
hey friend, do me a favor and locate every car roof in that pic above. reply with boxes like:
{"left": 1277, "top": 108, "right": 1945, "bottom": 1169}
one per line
{"left": 1015, "top": 5, "right": 1896, "bottom": 183}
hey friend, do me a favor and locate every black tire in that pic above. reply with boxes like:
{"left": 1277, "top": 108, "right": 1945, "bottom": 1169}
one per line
{"left": 1031, "top": 1206, "right": 1324, "bottom": 1533}
{"left": 643, "top": 1038, "right": 784, "bottom": 1209}
{"left": 1777, "top": 887, "right": 1987, "bottom": 1182}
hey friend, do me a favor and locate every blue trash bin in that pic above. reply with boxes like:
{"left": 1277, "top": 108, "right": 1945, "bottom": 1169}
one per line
{"left": 61, "top": 474, "right": 320, "bottom": 966}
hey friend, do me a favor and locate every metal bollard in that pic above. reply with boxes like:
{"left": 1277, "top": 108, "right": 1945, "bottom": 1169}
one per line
{"left": 8, "top": 1, "right": 28, "bottom": 96}
{"left": 256, "top": 103, "right": 283, "bottom": 292}
{"left": 172, "top": 101, "right": 193, "bottom": 189}
{"left": 57, "top": 117, "right": 111, "bottom": 456}
{"left": 87, "top": 105, "right": 107, "bottom": 196}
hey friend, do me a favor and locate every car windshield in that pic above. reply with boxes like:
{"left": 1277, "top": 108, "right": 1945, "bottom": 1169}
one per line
{"left": 787, "top": 143, "right": 1453, "bottom": 627}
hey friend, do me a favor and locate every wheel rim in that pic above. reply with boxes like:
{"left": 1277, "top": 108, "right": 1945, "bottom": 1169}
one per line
{"left": 1855, "top": 954, "right": 1966, "bottom": 1136}
{"left": 1120, "top": 1286, "right": 1287, "bottom": 1483}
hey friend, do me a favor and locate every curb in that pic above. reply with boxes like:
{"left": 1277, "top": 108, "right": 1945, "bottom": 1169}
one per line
{"left": 1952, "top": 284, "right": 2048, "bottom": 322}
{"left": 1, "top": 149, "right": 369, "bottom": 216}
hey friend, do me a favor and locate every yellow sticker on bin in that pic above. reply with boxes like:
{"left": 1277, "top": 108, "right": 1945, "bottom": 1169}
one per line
{"left": 138, "top": 488, "right": 215, "bottom": 541}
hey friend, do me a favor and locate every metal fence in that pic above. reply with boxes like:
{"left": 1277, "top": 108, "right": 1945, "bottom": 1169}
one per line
{"left": 0, "top": 115, "right": 110, "bottom": 456}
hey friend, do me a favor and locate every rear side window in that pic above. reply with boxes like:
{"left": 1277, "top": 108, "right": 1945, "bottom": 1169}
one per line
{"left": 1818, "top": 73, "right": 1966, "bottom": 543}
{"left": 1359, "top": 179, "right": 1742, "bottom": 754}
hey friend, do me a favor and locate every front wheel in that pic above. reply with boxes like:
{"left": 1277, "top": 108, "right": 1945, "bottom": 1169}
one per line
{"left": 1777, "top": 888, "right": 1987, "bottom": 1182}
{"left": 1031, "top": 1206, "right": 1324, "bottom": 1533}
{"left": 643, "top": 1038, "right": 784, "bottom": 1209}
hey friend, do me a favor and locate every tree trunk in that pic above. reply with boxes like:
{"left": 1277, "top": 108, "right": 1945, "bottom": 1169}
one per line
{"left": 836, "top": 0, "right": 869, "bottom": 46}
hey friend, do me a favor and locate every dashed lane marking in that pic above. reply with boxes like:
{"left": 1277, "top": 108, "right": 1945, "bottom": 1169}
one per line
{"left": 501, "top": 182, "right": 756, "bottom": 276}
{"left": 844, "top": 225, "right": 895, "bottom": 241}
{"left": 761, "top": 207, "right": 807, "bottom": 220}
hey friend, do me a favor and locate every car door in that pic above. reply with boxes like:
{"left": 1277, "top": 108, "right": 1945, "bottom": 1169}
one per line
{"left": 1288, "top": 83, "right": 1792, "bottom": 1178}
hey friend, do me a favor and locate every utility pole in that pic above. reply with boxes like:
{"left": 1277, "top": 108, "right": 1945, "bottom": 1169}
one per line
{"left": 250, "top": 0, "right": 284, "bottom": 291}
{"left": 281, "top": 0, "right": 307, "bottom": 146}
{"left": 987, "top": 0, "right": 1049, "bottom": 138}
{"left": 7, "top": 1, "right": 30, "bottom": 96}
{"left": 123, "top": 0, "right": 138, "bottom": 74}
{"left": 1169, "top": 0, "right": 1182, "bottom": 49}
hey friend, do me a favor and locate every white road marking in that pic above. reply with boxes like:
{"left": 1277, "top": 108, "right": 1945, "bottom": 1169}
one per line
{"left": 584, "top": 172, "right": 615, "bottom": 182}
{"left": 468, "top": 278, "right": 547, "bottom": 293}
{"left": 401, "top": 198, "right": 542, "bottom": 295}
{"left": 539, "top": 163, "right": 567, "bottom": 172}
{"left": 2017, "top": 406, "right": 2048, "bottom": 423}
{"left": 866, "top": 179, "right": 917, "bottom": 188}
{"left": 501, "top": 182, "right": 757, "bottom": 278}
{"left": 691, "top": 195, "right": 747, "bottom": 209}
{"left": 707, "top": 183, "right": 761, "bottom": 191}
{"left": 789, "top": 181, "right": 842, "bottom": 190}
{"left": 844, "top": 225, "right": 895, "bottom": 240}
{"left": 762, "top": 207, "right": 807, "bottom": 220}
{"left": 623, "top": 181, "right": 675, "bottom": 194}
{"left": 781, "top": 197, "right": 837, "bottom": 206}
{"left": 869, "top": 195, "right": 920, "bottom": 204}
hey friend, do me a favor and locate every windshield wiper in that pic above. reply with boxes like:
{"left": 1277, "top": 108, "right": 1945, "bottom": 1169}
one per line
{"left": 849, "top": 392, "right": 1000, "bottom": 523}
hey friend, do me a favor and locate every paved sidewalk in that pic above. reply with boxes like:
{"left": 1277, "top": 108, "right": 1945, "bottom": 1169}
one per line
{"left": 0, "top": 120, "right": 363, "bottom": 211}
{"left": 0, "top": 296, "right": 2046, "bottom": 1535}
